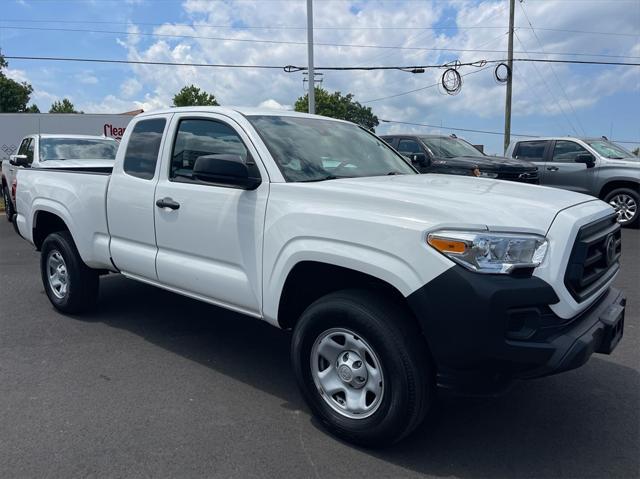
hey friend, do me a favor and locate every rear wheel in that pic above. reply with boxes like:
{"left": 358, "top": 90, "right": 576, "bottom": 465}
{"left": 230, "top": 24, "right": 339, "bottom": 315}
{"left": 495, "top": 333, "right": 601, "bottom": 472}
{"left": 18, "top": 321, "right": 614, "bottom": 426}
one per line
{"left": 291, "top": 289, "right": 434, "bottom": 447}
{"left": 3, "top": 185, "right": 14, "bottom": 222}
{"left": 40, "top": 231, "right": 99, "bottom": 313}
{"left": 605, "top": 188, "right": 639, "bottom": 228}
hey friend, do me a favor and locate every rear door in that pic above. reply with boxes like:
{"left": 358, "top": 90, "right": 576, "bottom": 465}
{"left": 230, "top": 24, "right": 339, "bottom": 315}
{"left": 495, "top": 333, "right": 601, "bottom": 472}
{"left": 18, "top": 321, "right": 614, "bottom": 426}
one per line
{"left": 511, "top": 140, "right": 549, "bottom": 182}
{"left": 545, "top": 140, "right": 596, "bottom": 194}
{"left": 152, "top": 112, "right": 269, "bottom": 317}
{"left": 107, "top": 115, "right": 171, "bottom": 280}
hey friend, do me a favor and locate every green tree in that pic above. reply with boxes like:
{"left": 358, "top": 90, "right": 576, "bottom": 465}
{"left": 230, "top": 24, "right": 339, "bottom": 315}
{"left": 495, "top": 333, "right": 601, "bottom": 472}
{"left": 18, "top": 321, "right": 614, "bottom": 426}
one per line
{"left": 172, "top": 85, "right": 219, "bottom": 107}
{"left": 49, "top": 98, "right": 80, "bottom": 113}
{"left": 0, "top": 53, "right": 39, "bottom": 112}
{"left": 294, "top": 87, "right": 379, "bottom": 131}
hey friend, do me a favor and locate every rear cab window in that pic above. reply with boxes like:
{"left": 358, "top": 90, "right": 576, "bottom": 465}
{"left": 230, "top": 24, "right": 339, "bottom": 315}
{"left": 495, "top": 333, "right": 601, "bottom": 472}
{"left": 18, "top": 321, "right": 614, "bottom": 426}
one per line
{"left": 513, "top": 140, "right": 549, "bottom": 162}
{"left": 123, "top": 119, "right": 167, "bottom": 180}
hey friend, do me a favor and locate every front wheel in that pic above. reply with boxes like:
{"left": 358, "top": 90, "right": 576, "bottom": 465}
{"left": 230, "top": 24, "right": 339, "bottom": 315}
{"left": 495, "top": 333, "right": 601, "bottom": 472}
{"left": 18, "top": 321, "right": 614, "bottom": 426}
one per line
{"left": 40, "top": 231, "right": 99, "bottom": 313}
{"left": 291, "top": 289, "right": 434, "bottom": 447}
{"left": 605, "top": 188, "right": 639, "bottom": 228}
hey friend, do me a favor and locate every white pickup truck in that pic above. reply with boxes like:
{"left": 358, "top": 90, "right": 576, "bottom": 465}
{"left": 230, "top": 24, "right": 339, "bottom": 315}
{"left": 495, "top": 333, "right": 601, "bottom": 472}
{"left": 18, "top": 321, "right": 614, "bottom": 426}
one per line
{"left": 15, "top": 107, "right": 626, "bottom": 446}
{"left": 2, "top": 134, "right": 118, "bottom": 222}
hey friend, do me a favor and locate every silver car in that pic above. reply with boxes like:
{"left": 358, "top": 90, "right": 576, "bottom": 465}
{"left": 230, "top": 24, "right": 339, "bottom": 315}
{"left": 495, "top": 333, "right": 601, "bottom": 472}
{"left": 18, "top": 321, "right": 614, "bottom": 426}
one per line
{"left": 506, "top": 137, "right": 640, "bottom": 227}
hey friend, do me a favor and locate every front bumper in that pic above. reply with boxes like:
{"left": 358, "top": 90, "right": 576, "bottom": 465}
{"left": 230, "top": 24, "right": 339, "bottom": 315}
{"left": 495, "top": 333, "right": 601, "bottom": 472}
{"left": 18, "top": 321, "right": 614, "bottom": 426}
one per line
{"left": 407, "top": 266, "right": 625, "bottom": 390}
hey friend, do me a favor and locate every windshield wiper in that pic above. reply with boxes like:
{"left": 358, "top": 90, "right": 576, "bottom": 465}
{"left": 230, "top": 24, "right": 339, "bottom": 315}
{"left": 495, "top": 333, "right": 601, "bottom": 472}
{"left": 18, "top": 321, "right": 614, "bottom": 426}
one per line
{"left": 386, "top": 171, "right": 406, "bottom": 175}
{"left": 297, "top": 175, "right": 340, "bottom": 182}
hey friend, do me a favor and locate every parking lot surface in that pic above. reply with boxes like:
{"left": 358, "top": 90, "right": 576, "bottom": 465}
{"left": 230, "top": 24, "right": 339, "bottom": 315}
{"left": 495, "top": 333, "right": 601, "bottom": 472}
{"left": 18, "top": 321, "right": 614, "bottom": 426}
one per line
{"left": 1, "top": 220, "right": 638, "bottom": 479}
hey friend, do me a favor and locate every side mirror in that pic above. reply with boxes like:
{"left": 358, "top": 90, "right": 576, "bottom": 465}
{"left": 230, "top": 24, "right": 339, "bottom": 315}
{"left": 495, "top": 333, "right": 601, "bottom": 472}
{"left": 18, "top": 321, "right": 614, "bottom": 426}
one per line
{"left": 410, "top": 153, "right": 429, "bottom": 167}
{"left": 193, "top": 154, "right": 261, "bottom": 190}
{"left": 575, "top": 153, "right": 595, "bottom": 168}
{"left": 9, "top": 154, "right": 29, "bottom": 167}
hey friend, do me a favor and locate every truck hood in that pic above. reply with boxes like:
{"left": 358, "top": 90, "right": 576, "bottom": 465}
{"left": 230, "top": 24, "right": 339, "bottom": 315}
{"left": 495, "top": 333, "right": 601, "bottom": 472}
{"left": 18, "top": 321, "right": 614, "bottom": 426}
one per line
{"left": 295, "top": 173, "right": 596, "bottom": 233}
{"left": 39, "top": 159, "right": 115, "bottom": 169}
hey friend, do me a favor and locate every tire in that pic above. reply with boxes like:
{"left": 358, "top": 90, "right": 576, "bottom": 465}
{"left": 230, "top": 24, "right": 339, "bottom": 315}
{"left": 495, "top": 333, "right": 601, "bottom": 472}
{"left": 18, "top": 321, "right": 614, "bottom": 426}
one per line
{"left": 40, "top": 231, "right": 99, "bottom": 313}
{"left": 2, "top": 185, "right": 14, "bottom": 223}
{"left": 291, "top": 289, "right": 434, "bottom": 447}
{"left": 605, "top": 187, "right": 639, "bottom": 228}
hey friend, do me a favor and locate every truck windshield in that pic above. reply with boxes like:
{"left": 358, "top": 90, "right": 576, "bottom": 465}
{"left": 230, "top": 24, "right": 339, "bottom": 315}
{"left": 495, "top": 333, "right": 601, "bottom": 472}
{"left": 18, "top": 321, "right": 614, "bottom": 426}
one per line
{"left": 39, "top": 138, "right": 118, "bottom": 161}
{"left": 586, "top": 140, "right": 637, "bottom": 161}
{"left": 247, "top": 116, "right": 415, "bottom": 182}
{"left": 420, "top": 137, "right": 484, "bottom": 158}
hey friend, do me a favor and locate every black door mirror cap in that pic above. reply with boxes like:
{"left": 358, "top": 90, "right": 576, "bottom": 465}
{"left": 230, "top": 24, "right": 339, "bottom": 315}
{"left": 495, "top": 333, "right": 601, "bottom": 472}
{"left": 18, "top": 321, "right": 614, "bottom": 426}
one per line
{"left": 193, "top": 154, "right": 261, "bottom": 190}
{"left": 9, "top": 154, "right": 29, "bottom": 167}
{"left": 574, "top": 153, "right": 595, "bottom": 168}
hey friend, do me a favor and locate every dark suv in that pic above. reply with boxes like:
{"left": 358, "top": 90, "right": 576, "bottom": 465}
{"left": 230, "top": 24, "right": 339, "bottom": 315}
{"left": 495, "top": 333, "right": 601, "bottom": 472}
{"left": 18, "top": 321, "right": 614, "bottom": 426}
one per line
{"left": 381, "top": 134, "right": 539, "bottom": 184}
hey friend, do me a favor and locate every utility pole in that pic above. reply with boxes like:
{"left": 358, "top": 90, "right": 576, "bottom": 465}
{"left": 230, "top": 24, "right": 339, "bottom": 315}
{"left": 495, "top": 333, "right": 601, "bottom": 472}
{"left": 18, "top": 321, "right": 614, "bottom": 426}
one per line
{"left": 306, "top": 0, "right": 315, "bottom": 114}
{"left": 503, "top": 0, "right": 515, "bottom": 153}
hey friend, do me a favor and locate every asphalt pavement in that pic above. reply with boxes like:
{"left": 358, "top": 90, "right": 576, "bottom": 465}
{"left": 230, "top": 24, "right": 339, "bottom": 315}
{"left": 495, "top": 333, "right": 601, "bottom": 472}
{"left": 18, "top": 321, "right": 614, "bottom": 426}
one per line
{"left": 1, "top": 220, "right": 638, "bottom": 479}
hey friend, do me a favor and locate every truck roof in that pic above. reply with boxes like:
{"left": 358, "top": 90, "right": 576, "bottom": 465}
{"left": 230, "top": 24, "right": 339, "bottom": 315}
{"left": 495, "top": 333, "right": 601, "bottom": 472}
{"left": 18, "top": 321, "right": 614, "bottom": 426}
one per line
{"left": 135, "top": 106, "right": 351, "bottom": 124}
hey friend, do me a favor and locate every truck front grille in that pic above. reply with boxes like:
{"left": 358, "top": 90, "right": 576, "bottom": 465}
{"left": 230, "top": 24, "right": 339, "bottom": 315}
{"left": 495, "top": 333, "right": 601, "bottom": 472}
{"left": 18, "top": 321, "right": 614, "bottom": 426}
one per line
{"left": 564, "top": 214, "right": 621, "bottom": 303}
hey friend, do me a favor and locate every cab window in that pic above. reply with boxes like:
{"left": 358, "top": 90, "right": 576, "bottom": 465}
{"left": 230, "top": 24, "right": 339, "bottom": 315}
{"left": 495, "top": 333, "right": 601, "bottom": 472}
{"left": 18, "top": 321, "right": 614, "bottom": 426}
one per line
{"left": 513, "top": 140, "right": 548, "bottom": 161}
{"left": 123, "top": 119, "right": 166, "bottom": 180}
{"left": 397, "top": 139, "right": 422, "bottom": 155}
{"left": 26, "top": 139, "right": 35, "bottom": 166}
{"left": 170, "top": 119, "right": 249, "bottom": 182}
{"left": 552, "top": 140, "right": 589, "bottom": 163}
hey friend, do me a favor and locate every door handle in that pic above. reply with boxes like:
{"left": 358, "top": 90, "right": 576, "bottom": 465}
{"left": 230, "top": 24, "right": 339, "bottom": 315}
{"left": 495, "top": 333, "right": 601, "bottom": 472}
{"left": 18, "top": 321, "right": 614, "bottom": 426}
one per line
{"left": 546, "top": 166, "right": 559, "bottom": 172}
{"left": 155, "top": 197, "right": 180, "bottom": 210}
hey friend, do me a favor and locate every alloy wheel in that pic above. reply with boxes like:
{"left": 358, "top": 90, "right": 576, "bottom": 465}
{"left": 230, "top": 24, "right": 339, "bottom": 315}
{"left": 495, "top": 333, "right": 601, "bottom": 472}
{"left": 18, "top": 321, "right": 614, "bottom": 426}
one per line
{"left": 609, "top": 193, "right": 637, "bottom": 224}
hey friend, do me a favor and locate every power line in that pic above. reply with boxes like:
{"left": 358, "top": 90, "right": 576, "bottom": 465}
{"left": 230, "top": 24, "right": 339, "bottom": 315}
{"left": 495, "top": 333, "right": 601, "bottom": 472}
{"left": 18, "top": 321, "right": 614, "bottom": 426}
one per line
{"left": 2, "top": 19, "right": 636, "bottom": 36}
{"left": 362, "top": 66, "right": 493, "bottom": 103}
{"left": 379, "top": 119, "right": 640, "bottom": 144}
{"left": 5, "top": 55, "right": 639, "bottom": 70}
{"left": 2, "top": 56, "right": 285, "bottom": 69}
{"left": 2, "top": 25, "right": 638, "bottom": 59}
{"left": 519, "top": 1, "right": 587, "bottom": 136}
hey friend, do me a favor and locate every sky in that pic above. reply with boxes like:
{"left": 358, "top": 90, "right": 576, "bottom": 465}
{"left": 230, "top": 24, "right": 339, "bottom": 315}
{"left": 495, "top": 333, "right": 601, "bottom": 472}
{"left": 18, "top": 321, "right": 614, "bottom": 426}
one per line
{"left": 1, "top": 0, "right": 639, "bottom": 154}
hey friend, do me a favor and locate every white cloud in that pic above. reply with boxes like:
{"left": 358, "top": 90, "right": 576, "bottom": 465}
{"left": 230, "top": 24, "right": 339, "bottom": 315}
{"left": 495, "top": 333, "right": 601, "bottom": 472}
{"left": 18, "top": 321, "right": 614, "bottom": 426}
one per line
{"left": 4, "top": 68, "right": 29, "bottom": 83}
{"left": 121, "top": 77, "right": 142, "bottom": 97}
{"left": 76, "top": 72, "right": 99, "bottom": 85}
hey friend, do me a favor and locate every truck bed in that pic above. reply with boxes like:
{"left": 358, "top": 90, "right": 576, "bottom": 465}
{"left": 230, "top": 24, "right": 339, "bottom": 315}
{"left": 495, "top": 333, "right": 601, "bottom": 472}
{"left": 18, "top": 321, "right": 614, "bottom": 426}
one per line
{"left": 15, "top": 167, "right": 114, "bottom": 270}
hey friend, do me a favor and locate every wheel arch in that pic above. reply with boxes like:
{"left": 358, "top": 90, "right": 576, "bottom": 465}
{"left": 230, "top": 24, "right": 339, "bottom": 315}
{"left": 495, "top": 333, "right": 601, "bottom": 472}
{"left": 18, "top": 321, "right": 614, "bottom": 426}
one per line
{"left": 598, "top": 179, "right": 640, "bottom": 200}
{"left": 276, "top": 260, "right": 414, "bottom": 331}
{"left": 32, "top": 209, "right": 72, "bottom": 250}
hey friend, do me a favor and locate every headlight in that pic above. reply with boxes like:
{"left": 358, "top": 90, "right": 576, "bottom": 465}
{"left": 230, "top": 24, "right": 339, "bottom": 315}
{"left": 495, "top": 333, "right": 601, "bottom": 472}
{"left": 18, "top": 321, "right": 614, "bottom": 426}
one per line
{"left": 427, "top": 230, "right": 548, "bottom": 274}
{"left": 478, "top": 171, "right": 498, "bottom": 178}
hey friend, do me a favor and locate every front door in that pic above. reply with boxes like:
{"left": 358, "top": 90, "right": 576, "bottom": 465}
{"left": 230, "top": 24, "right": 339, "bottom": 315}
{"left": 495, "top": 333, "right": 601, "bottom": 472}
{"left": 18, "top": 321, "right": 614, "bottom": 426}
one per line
{"left": 153, "top": 114, "right": 269, "bottom": 317}
{"left": 544, "top": 140, "right": 596, "bottom": 194}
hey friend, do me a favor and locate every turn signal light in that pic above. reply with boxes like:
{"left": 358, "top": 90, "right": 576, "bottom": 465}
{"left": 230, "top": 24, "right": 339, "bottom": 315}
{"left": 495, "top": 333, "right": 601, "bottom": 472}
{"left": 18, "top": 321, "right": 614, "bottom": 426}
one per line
{"left": 427, "top": 237, "right": 467, "bottom": 254}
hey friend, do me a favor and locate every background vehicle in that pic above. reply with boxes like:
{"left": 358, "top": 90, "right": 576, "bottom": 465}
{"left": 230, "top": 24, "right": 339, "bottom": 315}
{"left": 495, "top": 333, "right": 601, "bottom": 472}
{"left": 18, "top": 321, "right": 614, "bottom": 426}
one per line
{"left": 382, "top": 134, "right": 539, "bottom": 184}
{"left": 15, "top": 107, "right": 625, "bottom": 447}
{"left": 1, "top": 134, "right": 118, "bottom": 222}
{"left": 506, "top": 137, "right": 640, "bottom": 227}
